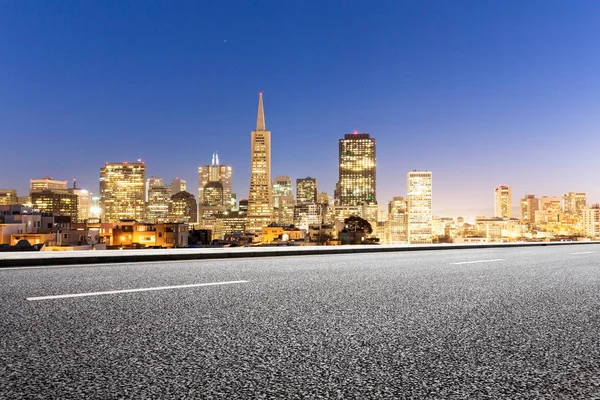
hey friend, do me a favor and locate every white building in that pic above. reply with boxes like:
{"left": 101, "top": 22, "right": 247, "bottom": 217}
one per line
{"left": 407, "top": 171, "right": 432, "bottom": 244}
{"left": 582, "top": 206, "right": 600, "bottom": 238}
{"left": 494, "top": 185, "right": 512, "bottom": 218}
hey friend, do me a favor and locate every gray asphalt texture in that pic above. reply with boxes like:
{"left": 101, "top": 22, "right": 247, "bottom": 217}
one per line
{"left": 2, "top": 245, "right": 600, "bottom": 399}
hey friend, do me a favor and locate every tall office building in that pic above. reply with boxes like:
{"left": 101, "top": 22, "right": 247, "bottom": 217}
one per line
{"left": 246, "top": 93, "right": 274, "bottom": 234}
{"left": 335, "top": 133, "right": 376, "bottom": 206}
{"left": 388, "top": 196, "right": 408, "bottom": 244}
{"left": 170, "top": 191, "right": 197, "bottom": 224}
{"left": 407, "top": 171, "right": 433, "bottom": 244}
{"left": 146, "top": 177, "right": 164, "bottom": 202}
{"left": 169, "top": 178, "right": 187, "bottom": 195}
{"left": 0, "top": 189, "right": 18, "bottom": 205}
{"left": 296, "top": 177, "right": 318, "bottom": 203}
{"left": 536, "top": 196, "right": 561, "bottom": 223}
{"left": 31, "top": 189, "right": 79, "bottom": 220}
{"left": 99, "top": 161, "right": 146, "bottom": 223}
{"left": 146, "top": 179, "right": 171, "bottom": 223}
{"left": 198, "top": 153, "right": 233, "bottom": 208}
{"left": 582, "top": 205, "right": 600, "bottom": 238}
{"left": 273, "top": 176, "right": 292, "bottom": 209}
{"left": 494, "top": 185, "right": 512, "bottom": 218}
{"left": 562, "top": 192, "right": 586, "bottom": 215}
{"left": 520, "top": 194, "right": 539, "bottom": 222}
{"left": 30, "top": 177, "right": 67, "bottom": 192}
{"left": 67, "top": 180, "right": 90, "bottom": 222}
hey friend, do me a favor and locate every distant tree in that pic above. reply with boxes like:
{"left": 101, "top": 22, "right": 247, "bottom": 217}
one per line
{"left": 343, "top": 215, "right": 373, "bottom": 235}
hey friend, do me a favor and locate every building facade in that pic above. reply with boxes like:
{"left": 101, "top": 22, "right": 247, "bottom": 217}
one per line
{"left": 30, "top": 189, "right": 79, "bottom": 220}
{"left": 0, "top": 189, "right": 18, "bottom": 205}
{"left": 30, "top": 178, "right": 67, "bottom": 192}
{"left": 246, "top": 93, "right": 274, "bottom": 234}
{"left": 99, "top": 161, "right": 146, "bottom": 223}
{"left": 273, "top": 176, "right": 292, "bottom": 209}
{"left": 520, "top": 194, "right": 539, "bottom": 223}
{"left": 296, "top": 177, "right": 318, "bottom": 204}
{"left": 494, "top": 185, "right": 512, "bottom": 218}
{"left": 170, "top": 191, "right": 198, "bottom": 224}
{"left": 562, "top": 192, "right": 586, "bottom": 216}
{"left": 146, "top": 183, "right": 171, "bottom": 223}
{"left": 407, "top": 171, "right": 433, "bottom": 244}
{"left": 387, "top": 196, "right": 408, "bottom": 244}
{"left": 582, "top": 205, "right": 600, "bottom": 238}
{"left": 198, "top": 153, "right": 233, "bottom": 209}
{"left": 335, "top": 133, "right": 376, "bottom": 206}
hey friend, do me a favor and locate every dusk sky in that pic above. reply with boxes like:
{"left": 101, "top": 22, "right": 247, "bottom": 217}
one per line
{"left": 1, "top": 1, "right": 599, "bottom": 220}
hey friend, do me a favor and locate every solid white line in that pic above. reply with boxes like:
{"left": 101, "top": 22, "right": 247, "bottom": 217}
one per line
{"left": 26, "top": 280, "right": 249, "bottom": 301}
{"left": 450, "top": 259, "right": 505, "bottom": 265}
{"left": 571, "top": 251, "right": 594, "bottom": 255}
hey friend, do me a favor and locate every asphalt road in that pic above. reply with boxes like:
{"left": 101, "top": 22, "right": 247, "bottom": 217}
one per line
{"left": 2, "top": 245, "right": 600, "bottom": 399}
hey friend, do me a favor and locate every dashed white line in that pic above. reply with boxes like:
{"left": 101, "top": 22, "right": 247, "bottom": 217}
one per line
{"left": 571, "top": 251, "right": 595, "bottom": 255}
{"left": 450, "top": 259, "right": 505, "bottom": 265}
{"left": 26, "top": 280, "right": 249, "bottom": 301}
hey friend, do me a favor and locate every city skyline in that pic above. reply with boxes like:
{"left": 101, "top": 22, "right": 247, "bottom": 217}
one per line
{"left": 2, "top": 2, "right": 600, "bottom": 219}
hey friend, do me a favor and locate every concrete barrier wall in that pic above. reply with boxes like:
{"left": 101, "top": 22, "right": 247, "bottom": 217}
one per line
{"left": 0, "top": 241, "right": 598, "bottom": 268}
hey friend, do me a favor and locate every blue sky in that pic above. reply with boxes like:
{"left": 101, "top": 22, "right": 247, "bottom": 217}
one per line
{"left": 1, "top": 0, "right": 599, "bottom": 219}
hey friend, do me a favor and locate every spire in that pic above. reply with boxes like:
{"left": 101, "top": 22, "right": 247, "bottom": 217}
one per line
{"left": 256, "top": 92, "right": 266, "bottom": 131}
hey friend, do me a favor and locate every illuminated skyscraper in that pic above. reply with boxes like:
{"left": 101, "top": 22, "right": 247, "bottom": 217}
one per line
{"left": 99, "top": 161, "right": 146, "bottom": 223}
{"left": 388, "top": 196, "right": 408, "bottom": 244}
{"left": 198, "top": 153, "right": 233, "bottom": 208}
{"left": 247, "top": 93, "right": 274, "bottom": 233}
{"left": 0, "top": 189, "right": 18, "bottom": 205}
{"left": 520, "top": 194, "right": 538, "bottom": 222}
{"left": 273, "top": 176, "right": 293, "bottom": 226}
{"left": 169, "top": 178, "right": 187, "bottom": 195}
{"left": 494, "top": 185, "right": 512, "bottom": 218}
{"left": 562, "top": 192, "right": 586, "bottom": 215}
{"left": 67, "top": 180, "right": 90, "bottom": 222}
{"left": 273, "top": 176, "right": 292, "bottom": 209}
{"left": 146, "top": 179, "right": 171, "bottom": 223}
{"left": 30, "top": 177, "right": 67, "bottom": 192}
{"left": 31, "top": 189, "right": 79, "bottom": 220}
{"left": 296, "top": 177, "right": 317, "bottom": 203}
{"left": 335, "top": 133, "right": 376, "bottom": 206}
{"left": 170, "top": 191, "right": 197, "bottom": 223}
{"left": 407, "top": 171, "right": 432, "bottom": 244}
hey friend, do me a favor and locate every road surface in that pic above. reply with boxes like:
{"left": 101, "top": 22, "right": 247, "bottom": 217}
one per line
{"left": 2, "top": 245, "right": 600, "bottom": 398}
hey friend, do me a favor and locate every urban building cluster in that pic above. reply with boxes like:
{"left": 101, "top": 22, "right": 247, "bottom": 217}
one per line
{"left": 1, "top": 94, "right": 598, "bottom": 250}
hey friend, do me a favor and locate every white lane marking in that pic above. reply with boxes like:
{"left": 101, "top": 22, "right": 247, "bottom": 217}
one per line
{"left": 571, "top": 251, "right": 595, "bottom": 255}
{"left": 450, "top": 259, "right": 505, "bottom": 265}
{"left": 26, "top": 280, "right": 249, "bottom": 301}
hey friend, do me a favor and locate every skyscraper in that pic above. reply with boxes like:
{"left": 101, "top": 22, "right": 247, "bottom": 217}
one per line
{"left": 169, "top": 178, "right": 187, "bottom": 195}
{"left": 30, "top": 177, "right": 67, "bottom": 192}
{"left": 335, "top": 133, "right": 376, "bottom": 206}
{"left": 31, "top": 189, "right": 79, "bottom": 220}
{"left": 99, "top": 161, "right": 146, "bottom": 223}
{"left": 170, "top": 191, "right": 197, "bottom": 224}
{"left": 494, "top": 185, "right": 512, "bottom": 218}
{"left": 296, "top": 177, "right": 318, "bottom": 203}
{"left": 146, "top": 179, "right": 171, "bottom": 223}
{"left": 0, "top": 189, "right": 18, "bottom": 205}
{"left": 273, "top": 176, "right": 292, "bottom": 209}
{"left": 520, "top": 194, "right": 539, "bottom": 222}
{"left": 387, "top": 196, "right": 408, "bottom": 244}
{"left": 198, "top": 153, "right": 233, "bottom": 208}
{"left": 407, "top": 171, "right": 432, "bottom": 244}
{"left": 246, "top": 93, "right": 273, "bottom": 233}
{"left": 562, "top": 192, "right": 586, "bottom": 215}
{"left": 67, "top": 180, "right": 91, "bottom": 222}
